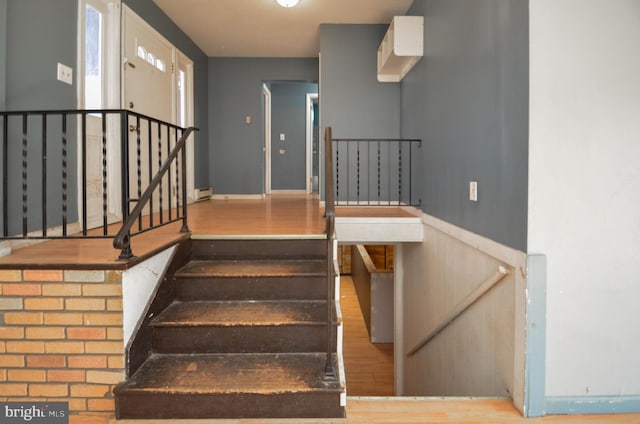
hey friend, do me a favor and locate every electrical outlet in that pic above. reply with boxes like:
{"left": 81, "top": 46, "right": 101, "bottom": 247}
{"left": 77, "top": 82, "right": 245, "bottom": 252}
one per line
{"left": 469, "top": 181, "right": 478, "bottom": 202}
{"left": 57, "top": 63, "right": 73, "bottom": 85}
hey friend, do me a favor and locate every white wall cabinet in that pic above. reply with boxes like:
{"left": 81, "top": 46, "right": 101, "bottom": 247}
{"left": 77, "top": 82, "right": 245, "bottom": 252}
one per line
{"left": 377, "top": 16, "right": 424, "bottom": 82}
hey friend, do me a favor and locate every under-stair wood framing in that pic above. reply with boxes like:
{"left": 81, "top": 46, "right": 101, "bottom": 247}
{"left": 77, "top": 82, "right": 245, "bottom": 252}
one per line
{"left": 114, "top": 237, "right": 346, "bottom": 420}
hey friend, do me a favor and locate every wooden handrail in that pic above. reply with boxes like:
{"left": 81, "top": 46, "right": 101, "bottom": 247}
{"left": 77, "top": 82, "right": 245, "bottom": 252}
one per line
{"left": 113, "top": 126, "right": 198, "bottom": 259}
{"left": 407, "top": 265, "right": 510, "bottom": 357}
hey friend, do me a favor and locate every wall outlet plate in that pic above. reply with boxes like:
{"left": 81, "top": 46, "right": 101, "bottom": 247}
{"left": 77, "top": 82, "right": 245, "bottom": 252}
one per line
{"left": 469, "top": 181, "right": 478, "bottom": 202}
{"left": 57, "top": 63, "right": 73, "bottom": 85}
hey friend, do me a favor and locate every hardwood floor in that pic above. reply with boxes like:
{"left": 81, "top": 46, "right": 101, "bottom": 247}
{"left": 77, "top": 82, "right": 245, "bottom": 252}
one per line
{"left": 340, "top": 275, "right": 394, "bottom": 397}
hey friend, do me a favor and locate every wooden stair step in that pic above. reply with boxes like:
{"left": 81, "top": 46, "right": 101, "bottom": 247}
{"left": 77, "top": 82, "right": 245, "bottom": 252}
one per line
{"left": 152, "top": 300, "right": 330, "bottom": 327}
{"left": 151, "top": 300, "right": 338, "bottom": 354}
{"left": 114, "top": 353, "right": 345, "bottom": 419}
{"left": 175, "top": 259, "right": 327, "bottom": 279}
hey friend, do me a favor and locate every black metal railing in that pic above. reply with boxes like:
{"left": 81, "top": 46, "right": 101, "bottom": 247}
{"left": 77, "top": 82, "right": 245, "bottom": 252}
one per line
{"left": 0, "top": 109, "right": 197, "bottom": 259}
{"left": 323, "top": 127, "right": 337, "bottom": 380}
{"left": 332, "top": 137, "right": 422, "bottom": 206}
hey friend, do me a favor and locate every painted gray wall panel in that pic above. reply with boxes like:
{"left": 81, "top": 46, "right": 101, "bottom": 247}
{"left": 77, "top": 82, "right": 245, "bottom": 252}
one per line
{"left": 270, "top": 82, "right": 317, "bottom": 190}
{"left": 319, "top": 24, "right": 400, "bottom": 139}
{"left": 402, "top": 0, "right": 528, "bottom": 251}
{"left": 123, "top": 0, "right": 210, "bottom": 188}
{"left": 3, "top": 0, "right": 79, "bottom": 233}
{"left": 208, "top": 58, "right": 318, "bottom": 195}
{"left": 0, "top": 0, "right": 6, "bottom": 110}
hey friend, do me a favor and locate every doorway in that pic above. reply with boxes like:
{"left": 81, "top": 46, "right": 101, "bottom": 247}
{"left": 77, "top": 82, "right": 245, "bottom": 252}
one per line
{"left": 263, "top": 81, "right": 318, "bottom": 194}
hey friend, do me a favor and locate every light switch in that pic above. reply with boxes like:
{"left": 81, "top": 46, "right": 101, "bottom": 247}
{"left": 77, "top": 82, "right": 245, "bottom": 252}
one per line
{"left": 245, "top": 116, "right": 252, "bottom": 124}
{"left": 279, "top": 149, "right": 286, "bottom": 155}
{"left": 280, "top": 133, "right": 286, "bottom": 141}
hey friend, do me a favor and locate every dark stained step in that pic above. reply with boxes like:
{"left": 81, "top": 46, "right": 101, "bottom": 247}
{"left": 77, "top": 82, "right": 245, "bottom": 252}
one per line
{"left": 174, "top": 259, "right": 327, "bottom": 301}
{"left": 114, "top": 353, "right": 346, "bottom": 419}
{"left": 191, "top": 237, "right": 327, "bottom": 261}
{"left": 151, "top": 300, "right": 337, "bottom": 353}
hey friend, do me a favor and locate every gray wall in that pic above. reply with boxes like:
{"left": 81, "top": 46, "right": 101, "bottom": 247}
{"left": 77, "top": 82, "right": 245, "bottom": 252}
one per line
{"left": 208, "top": 58, "right": 318, "bottom": 195}
{"left": 402, "top": 0, "right": 529, "bottom": 251}
{"left": 270, "top": 82, "right": 317, "bottom": 191}
{"left": 123, "top": 0, "right": 209, "bottom": 188}
{"left": 0, "top": 0, "right": 6, "bottom": 110}
{"left": 319, "top": 24, "right": 400, "bottom": 139}
{"left": 2, "top": 0, "right": 79, "bottom": 234}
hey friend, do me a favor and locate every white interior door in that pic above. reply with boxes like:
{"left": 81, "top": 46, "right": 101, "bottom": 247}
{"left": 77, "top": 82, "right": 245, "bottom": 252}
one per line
{"left": 123, "top": 5, "right": 176, "bottom": 217}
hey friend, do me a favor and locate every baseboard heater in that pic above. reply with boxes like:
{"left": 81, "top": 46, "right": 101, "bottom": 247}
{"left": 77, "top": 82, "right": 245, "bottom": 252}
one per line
{"left": 194, "top": 187, "right": 212, "bottom": 202}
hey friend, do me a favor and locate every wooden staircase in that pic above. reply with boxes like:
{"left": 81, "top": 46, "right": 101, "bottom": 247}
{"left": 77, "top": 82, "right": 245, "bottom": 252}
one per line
{"left": 114, "top": 237, "right": 345, "bottom": 420}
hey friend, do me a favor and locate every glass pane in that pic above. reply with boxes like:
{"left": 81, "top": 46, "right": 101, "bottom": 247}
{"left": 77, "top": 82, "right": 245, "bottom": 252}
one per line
{"left": 137, "top": 45, "right": 147, "bottom": 59}
{"left": 85, "top": 4, "right": 103, "bottom": 109}
{"left": 156, "top": 59, "right": 166, "bottom": 72}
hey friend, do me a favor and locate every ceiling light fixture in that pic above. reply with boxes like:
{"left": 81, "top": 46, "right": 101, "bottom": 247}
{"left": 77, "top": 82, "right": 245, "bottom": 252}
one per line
{"left": 276, "top": 0, "right": 299, "bottom": 7}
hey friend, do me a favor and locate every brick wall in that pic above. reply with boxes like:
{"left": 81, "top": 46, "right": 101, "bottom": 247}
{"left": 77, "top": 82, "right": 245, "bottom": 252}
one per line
{"left": 0, "top": 269, "right": 124, "bottom": 424}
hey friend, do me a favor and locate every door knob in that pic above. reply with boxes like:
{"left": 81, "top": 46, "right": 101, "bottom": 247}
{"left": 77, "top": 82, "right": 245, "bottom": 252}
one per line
{"left": 129, "top": 101, "right": 134, "bottom": 109}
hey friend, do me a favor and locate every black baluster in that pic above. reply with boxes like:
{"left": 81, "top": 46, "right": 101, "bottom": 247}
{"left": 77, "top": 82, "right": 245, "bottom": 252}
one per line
{"left": 180, "top": 130, "right": 189, "bottom": 233}
{"left": 102, "top": 112, "right": 108, "bottom": 236}
{"left": 147, "top": 120, "right": 153, "bottom": 228}
{"left": 377, "top": 140, "right": 381, "bottom": 205}
{"left": 2, "top": 114, "right": 8, "bottom": 237}
{"left": 398, "top": 142, "right": 402, "bottom": 206}
{"left": 166, "top": 125, "right": 172, "bottom": 221}
{"left": 175, "top": 129, "right": 180, "bottom": 218}
{"left": 157, "top": 122, "right": 163, "bottom": 225}
{"left": 82, "top": 112, "right": 88, "bottom": 235}
{"left": 136, "top": 116, "right": 142, "bottom": 232}
{"left": 356, "top": 141, "right": 360, "bottom": 204}
{"left": 42, "top": 114, "right": 47, "bottom": 237}
{"left": 21, "top": 115, "right": 28, "bottom": 236}
{"left": 62, "top": 114, "right": 68, "bottom": 237}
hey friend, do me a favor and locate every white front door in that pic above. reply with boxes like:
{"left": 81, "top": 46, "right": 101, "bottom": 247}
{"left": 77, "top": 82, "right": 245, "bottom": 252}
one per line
{"left": 123, "top": 5, "right": 176, "bottom": 217}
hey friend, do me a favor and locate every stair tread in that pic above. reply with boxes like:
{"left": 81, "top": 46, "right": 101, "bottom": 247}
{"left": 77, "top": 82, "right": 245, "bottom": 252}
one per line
{"left": 116, "top": 353, "right": 342, "bottom": 395}
{"left": 152, "top": 300, "right": 331, "bottom": 327}
{"left": 175, "top": 259, "right": 326, "bottom": 278}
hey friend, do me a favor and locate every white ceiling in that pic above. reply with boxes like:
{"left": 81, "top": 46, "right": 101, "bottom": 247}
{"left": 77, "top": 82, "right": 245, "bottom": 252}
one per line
{"left": 152, "top": 0, "right": 414, "bottom": 57}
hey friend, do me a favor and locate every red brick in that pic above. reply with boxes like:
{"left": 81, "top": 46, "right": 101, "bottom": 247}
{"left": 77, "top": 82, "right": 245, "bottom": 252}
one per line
{"left": 45, "top": 312, "right": 83, "bottom": 325}
{"left": 106, "top": 328, "right": 123, "bottom": 341}
{"left": 107, "top": 355, "right": 124, "bottom": 369}
{"left": 6, "top": 341, "right": 45, "bottom": 353}
{"left": 4, "top": 312, "right": 43, "bottom": 325}
{"left": 0, "top": 355, "right": 25, "bottom": 367}
{"left": 7, "top": 369, "right": 46, "bottom": 382}
{"left": 87, "top": 398, "right": 115, "bottom": 412}
{"left": 70, "top": 384, "right": 110, "bottom": 398}
{"left": 29, "top": 383, "right": 68, "bottom": 397}
{"left": 67, "top": 327, "right": 106, "bottom": 340}
{"left": 85, "top": 341, "right": 122, "bottom": 354}
{"left": 0, "top": 326, "right": 25, "bottom": 339}
{"left": 45, "top": 341, "right": 85, "bottom": 354}
{"left": 82, "top": 313, "right": 122, "bottom": 326}
{"left": 26, "top": 355, "right": 66, "bottom": 368}
{"left": 69, "top": 414, "right": 111, "bottom": 424}
{"left": 0, "top": 383, "right": 28, "bottom": 396}
{"left": 2, "top": 283, "right": 41, "bottom": 296}
{"left": 26, "top": 326, "right": 66, "bottom": 339}
{"left": 68, "top": 355, "right": 107, "bottom": 369}
{"left": 42, "top": 283, "right": 82, "bottom": 296}
{"left": 0, "top": 270, "right": 22, "bottom": 282}
{"left": 23, "top": 270, "right": 63, "bottom": 282}
{"left": 48, "top": 369, "right": 86, "bottom": 382}
{"left": 24, "top": 297, "right": 64, "bottom": 310}
{"left": 66, "top": 298, "right": 105, "bottom": 311}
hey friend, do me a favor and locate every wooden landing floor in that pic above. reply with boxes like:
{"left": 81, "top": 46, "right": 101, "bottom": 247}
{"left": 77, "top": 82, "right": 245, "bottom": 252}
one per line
{"left": 0, "top": 195, "right": 415, "bottom": 269}
{"left": 109, "top": 397, "right": 640, "bottom": 424}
